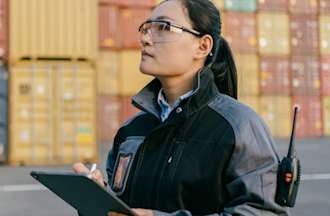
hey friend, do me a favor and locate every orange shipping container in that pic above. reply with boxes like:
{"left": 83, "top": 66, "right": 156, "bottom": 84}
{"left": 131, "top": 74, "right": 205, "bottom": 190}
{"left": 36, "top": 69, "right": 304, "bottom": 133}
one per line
{"left": 258, "top": 13, "right": 290, "bottom": 55}
{"left": 99, "top": 4, "right": 121, "bottom": 49}
{"left": 323, "top": 97, "right": 330, "bottom": 136}
{"left": 258, "top": 0, "right": 288, "bottom": 12}
{"left": 321, "top": 56, "right": 330, "bottom": 96}
{"left": 292, "top": 96, "right": 323, "bottom": 138}
{"left": 236, "top": 54, "right": 259, "bottom": 96}
{"left": 239, "top": 96, "right": 260, "bottom": 114}
{"left": 289, "top": 0, "right": 318, "bottom": 14}
{"left": 0, "top": 0, "right": 8, "bottom": 59}
{"left": 223, "top": 12, "right": 257, "bottom": 53}
{"left": 320, "top": 0, "right": 330, "bottom": 14}
{"left": 291, "top": 55, "right": 320, "bottom": 96}
{"left": 260, "top": 96, "right": 292, "bottom": 138}
{"left": 290, "top": 15, "right": 319, "bottom": 55}
{"left": 320, "top": 16, "right": 330, "bottom": 55}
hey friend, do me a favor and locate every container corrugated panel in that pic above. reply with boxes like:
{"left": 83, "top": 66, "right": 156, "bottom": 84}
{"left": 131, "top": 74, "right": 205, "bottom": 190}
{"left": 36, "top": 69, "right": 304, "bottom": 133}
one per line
{"left": 0, "top": 125, "right": 7, "bottom": 162}
{"left": 239, "top": 96, "right": 260, "bottom": 114}
{"left": 0, "top": 0, "right": 8, "bottom": 59}
{"left": 0, "top": 65, "right": 7, "bottom": 162}
{"left": 223, "top": 12, "right": 257, "bottom": 53}
{"left": 10, "top": 0, "right": 97, "bottom": 61}
{"left": 99, "top": 4, "right": 121, "bottom": 49}
{"left": 290, "top": 15, "right": 319, "bottom": 55}
{"left": 260, "top": 96, "right": 292, "bottom": 138}
{"left": 260, "top": 56, "right": 290, "bottom": 95}
{"left": 97, "top": 51, "right": 119, "bottom": 95}
{"left": 9, "top": 61, "right": 97, "bottom": 165}
{"left": 0, "top": 64, "right": 7, "bottom": 97}
{"left": 119, "top": 96, "right": 140, "bottom": 123}
{"left": 323, "top": 97, "right": 330, "bottom": 136}
{"left": 119, "top": 50, "right": 153, "bottom": 96}
{"left": 321, "top": 56, "right": 330, "bottom": 96}
{"left": 210, "top": 0, "right": 224, "bottom": 10}
{"left": 320, "top": 16, "right": 330, "bottom": 55}
{"left": 236, "top": 54, "right": 259, "bottom": 96}
{"left": 320, "top": 0, "right": 330, "bottom": 14}
{"left": 258, "top": 0, "right": 288, "bottom": 12}
{"left": 100, "top": 0, "right": 155, "bottom": 7}
{"left": 258, "top": 13, "right": 290, "bottom": 55}
{"left": 225, "top": 0, "right": 257, "bottom": 12}
{"left": 291, "top": 55, "right": 320, "bottom": 96}
{"left": 289, "top": 0, "right": 318, "bottom": 14}
{"left": 120, "top": 7, "right": 152, "bottom": 49}
{"left": 292, "top": 96, "right": 323, "bottom": 138}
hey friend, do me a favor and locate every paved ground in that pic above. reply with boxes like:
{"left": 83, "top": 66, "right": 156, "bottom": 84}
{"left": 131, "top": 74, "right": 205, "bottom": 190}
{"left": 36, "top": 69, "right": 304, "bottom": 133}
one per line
{"left": 0, "top": 137, "right": 329, "bottom": 216}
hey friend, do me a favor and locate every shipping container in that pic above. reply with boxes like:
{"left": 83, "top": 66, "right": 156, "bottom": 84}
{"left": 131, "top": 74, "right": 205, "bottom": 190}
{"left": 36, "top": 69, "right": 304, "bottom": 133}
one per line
{"left": 291, "top": 55, "right": 320, "bottom": 96}
{"left": 239, "top": 96, "right": 260, "bottom": 114}
{"left": 225, "top": 0, "right": 257, "bottom": 12}
{"left": 258, "top": 13, "right": 290, "bottom": 55}
{"left": 236, "top": 54, "right": 259, "bottom": 96}
{"left": 260, "top": 56, "right": 290, "bottom": 95}
{"left": 0, "top": 125, "right": 7, "bottom": 162}
{"left": 10, "top": 0, "right": 97, "bottom": 61}
{"left": 223, "top": 12, "right": 257, "bottom": 53}
{"left": 320, "top": 0, "right": 330, "bottom": 14}
{"left": 210, "top": 0, "right": 225, "bottom": 10}
{"left": 120, "top": 7, "right": 152, "bottom": 48}
{"left": 290, "top": 15, "right": 319, "bottom": 55}
{"left": 99, "top": 4, "right": 121, "bottom": 49}
{"left": 289, "top": 0, "right": 318, "bottom": 14}
{"left": 9, "top": 61, "right": 97, "bottom": 165}
{"left": 260, "top": 96, "right": 292, "bottom": 138}
{"left": 100, "top": 0, "right": 155, "bottom": 7}
{"left": 257, "top": 0, "right": 288, "bottom": 12}
{"left": 118, "top": 50, "right": 153, "bottom": 96}
{"left": 321, "top": 56, "right": 330, "bottom": 96}
{"left": 0, "top": 64, "right": 7, "bottom": 97}
{"left": 292, "top": 96, "right": 323, "bottom": 138}
{"left": 320, "top": 15, "right": 330, "bottom": 55}
{"left": 0, "top": 0, "right": 8, "bottom": 59}
{"left": 323, "top": 97, "right": 330, "bottom": 136}
{"left": 97, "top": 51, "right": 120, "bottom": 95}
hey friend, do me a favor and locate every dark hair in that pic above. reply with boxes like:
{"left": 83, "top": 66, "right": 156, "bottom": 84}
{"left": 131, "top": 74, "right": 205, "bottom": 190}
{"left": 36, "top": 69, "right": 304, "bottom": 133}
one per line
{"left": 162, "top": 0, "right": 238, "bottom": 99}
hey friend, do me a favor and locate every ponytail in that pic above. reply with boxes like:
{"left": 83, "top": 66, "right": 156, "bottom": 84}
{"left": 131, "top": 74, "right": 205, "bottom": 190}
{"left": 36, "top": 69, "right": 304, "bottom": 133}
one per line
{"left": 208, "top": 36, "right": 238, "bottom": 99}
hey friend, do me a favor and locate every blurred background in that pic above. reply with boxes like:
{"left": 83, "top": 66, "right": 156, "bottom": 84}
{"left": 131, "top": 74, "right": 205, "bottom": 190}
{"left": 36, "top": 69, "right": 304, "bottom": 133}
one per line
{"left": 0, "top": 0, "right": 330, "bottom": 215}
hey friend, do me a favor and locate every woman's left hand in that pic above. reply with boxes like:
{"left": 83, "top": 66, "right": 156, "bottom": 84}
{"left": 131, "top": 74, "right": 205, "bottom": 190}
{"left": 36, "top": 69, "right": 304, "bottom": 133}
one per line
{"left": 107, "top": 208, "right": 154, "bottom": 216}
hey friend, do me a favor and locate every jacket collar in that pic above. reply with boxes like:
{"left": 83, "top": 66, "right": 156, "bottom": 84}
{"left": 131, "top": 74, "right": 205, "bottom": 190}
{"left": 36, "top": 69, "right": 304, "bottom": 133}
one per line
{"left": 132, "top": 67, "right": 219, "bottom": 120}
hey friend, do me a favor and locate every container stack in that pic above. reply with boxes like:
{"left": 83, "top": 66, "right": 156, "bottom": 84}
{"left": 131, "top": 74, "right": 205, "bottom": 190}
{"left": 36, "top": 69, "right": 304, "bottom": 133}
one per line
{"left": 97, "top": 0, "right": 155, "bottom": 146}
{"left": 8, "top": 0, "right": 98, "bottom": 165}
{"left": 0, "top": 0, "right": 8, "bottom": 163}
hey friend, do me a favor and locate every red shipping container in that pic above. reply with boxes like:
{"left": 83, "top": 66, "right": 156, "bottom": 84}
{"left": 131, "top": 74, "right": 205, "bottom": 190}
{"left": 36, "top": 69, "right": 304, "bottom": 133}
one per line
{"left": 99, "top": 0, "right": 156, "bottom": 7}
{"left": 223, "top": 12, "right": 257, "bottom": 53}
{"left": 321, "top": 56, "right": 330, "bottom": 96}
{"left": 99, "top": 4, "right": 122, "bottom": 49}
{"left": 292, "top": 96, "right": 323, "bottom": 138}
{"left": 258, "top": 0, "right": 288, "bottom": 12}
{"left": 120, "top": 7, "right": 152, "bottom": 48}
{"left": 290, "top": 15, "right": 319, "bottom": 55}
{"left": 291, "top": 55, "right": 321, "bottom": 96}
{"left": 289, "top": 0, "right": 318, "bottom": 14}
{"left": 320, "top": 0, "right": 330, "bottom": 14}
{"left": 0, "top": 0, "right": 8, "bottom": 59}
{"left": 260, "top": 56, "right": 290, "bottom": 95}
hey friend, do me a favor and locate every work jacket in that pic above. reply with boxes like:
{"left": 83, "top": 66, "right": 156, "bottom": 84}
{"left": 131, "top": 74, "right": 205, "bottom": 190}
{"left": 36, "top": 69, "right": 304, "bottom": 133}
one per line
{"left": 106, "top": 67, "right": 290, "bottom": 216}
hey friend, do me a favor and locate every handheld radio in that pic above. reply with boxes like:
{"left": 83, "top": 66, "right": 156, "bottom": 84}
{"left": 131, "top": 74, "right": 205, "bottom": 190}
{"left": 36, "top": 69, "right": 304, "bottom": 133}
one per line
{"left": 275, "top": 106, "right": 301, "bottom": 207}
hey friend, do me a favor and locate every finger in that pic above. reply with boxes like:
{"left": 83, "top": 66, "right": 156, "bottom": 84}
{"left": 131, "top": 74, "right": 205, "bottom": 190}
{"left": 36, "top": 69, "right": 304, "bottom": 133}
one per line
{"left": 107, "top": 211, "right": 128, "bottom": 216}
{"left": 132, "top": 208, "right": 153, "bottom": 216}
{"left": 92, "top": 169, "right": 105, "bottom": 186}
{"left": 72, "top": 162, "right": 90, "bottom": 174}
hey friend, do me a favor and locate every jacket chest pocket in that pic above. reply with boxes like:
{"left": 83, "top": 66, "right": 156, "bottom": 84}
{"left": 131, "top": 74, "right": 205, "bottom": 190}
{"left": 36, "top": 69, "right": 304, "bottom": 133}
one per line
{"left": 110, "top": 136, "right": 145, "bottom": 195}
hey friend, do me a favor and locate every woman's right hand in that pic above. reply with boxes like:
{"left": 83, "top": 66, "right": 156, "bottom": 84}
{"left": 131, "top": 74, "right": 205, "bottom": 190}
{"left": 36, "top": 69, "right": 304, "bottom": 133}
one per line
{"left": 72, "top": 162, "right": 106, "bottom": 187}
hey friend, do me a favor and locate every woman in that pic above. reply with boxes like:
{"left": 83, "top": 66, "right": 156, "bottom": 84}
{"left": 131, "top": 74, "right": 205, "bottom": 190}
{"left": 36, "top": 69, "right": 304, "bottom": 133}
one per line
{"left": 74, "top": 0, "right": 290, "bottom": 215}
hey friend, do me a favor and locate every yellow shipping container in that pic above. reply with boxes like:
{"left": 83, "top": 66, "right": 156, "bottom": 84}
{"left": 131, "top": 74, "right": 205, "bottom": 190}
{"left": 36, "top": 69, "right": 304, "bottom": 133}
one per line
{"left": 10, "top": 0, "right": 97, "bottom": 61}
{"left": 210, "top": 0, "right": 225, "bottom": 10}
{"left": 239, "top": 96, "right": 260, "bottom": 114}
{"left": 9, "top": 61, "right": 97, "bottom": 165}
{"left": 118, "top": 50, "right": 153, "bottom": 96}
{"left": 323, "top": 97, "right": 330, "bottom": 136}
{"left": 235, "top": 54, "right": 259, "bottom": 97}
{"left": 320, "top": 15, "right": 330, "bottom": 55}
{"left": 260, "top": 96, "right": 292, "bottom": 138}
{"left": 97, "top": 51, "right": 120, "bottom": 95}
{"left": 258, "top": 13, "right": 290, "bottom": 55}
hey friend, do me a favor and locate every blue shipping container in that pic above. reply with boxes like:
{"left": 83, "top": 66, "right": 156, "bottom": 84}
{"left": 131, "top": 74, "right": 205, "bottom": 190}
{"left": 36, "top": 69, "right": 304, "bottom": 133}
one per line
{"left": 0, "top": 64, "right": 7, "bottom": 163}
{"left": 0, "top": 125, "right": 7, "bottom": 162}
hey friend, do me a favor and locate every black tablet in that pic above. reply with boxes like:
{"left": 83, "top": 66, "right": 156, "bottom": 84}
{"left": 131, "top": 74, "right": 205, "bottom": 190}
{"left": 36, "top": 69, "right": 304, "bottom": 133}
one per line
{"left": 30, "top": 171, "right": 136, "bottom": 216}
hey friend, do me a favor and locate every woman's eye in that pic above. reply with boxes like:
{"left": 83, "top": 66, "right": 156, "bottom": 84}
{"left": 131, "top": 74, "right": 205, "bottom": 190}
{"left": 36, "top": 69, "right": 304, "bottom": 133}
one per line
{"left": 158, "top": 23, "right": 170, "bottom": 31}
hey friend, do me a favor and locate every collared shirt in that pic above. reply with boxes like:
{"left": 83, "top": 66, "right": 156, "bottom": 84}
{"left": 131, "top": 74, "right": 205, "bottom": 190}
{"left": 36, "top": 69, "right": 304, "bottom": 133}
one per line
{"left": 157, "top": 88, "right": 194, "bottom": 122}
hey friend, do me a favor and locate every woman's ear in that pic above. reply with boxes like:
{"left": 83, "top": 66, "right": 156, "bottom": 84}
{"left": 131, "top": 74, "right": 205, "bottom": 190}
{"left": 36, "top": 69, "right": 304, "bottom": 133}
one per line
{"left": 194, "top": 34, "right": 213, "bottom": 60}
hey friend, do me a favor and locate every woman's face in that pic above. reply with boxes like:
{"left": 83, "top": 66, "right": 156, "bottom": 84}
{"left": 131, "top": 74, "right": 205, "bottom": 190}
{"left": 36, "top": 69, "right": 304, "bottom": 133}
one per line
{"left": 139, "top": 0, "right": 201, "bottom": 78}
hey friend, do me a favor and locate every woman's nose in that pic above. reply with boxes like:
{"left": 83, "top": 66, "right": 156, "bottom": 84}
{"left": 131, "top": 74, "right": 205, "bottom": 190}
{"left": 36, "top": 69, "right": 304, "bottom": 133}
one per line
{"left": 140, "top": 31, "right": 153, "bottom": 47}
